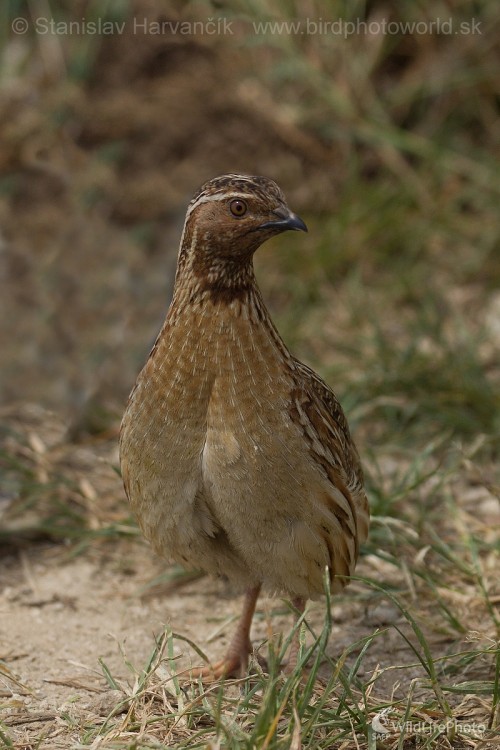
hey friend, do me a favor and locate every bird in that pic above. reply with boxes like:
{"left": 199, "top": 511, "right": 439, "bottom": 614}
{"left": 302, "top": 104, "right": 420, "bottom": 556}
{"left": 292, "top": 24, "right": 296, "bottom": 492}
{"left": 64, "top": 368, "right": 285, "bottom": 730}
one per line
{"left": 119, "top": 174, "right": 369, "bottom": 679}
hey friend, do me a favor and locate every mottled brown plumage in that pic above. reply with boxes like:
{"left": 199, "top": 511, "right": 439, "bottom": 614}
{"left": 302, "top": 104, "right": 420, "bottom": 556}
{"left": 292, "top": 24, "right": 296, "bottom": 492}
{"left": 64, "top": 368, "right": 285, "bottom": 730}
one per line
{"left": 119, "top": 174, "right": 369, "bottom": 678}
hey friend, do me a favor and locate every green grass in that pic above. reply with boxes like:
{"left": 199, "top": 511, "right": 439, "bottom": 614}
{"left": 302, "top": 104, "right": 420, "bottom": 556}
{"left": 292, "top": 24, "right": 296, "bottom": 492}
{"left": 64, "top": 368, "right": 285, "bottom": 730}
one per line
{"left": 81, "top": 552, "right": 499, "bottom": 749}
{"left": 1, "top": 1, "right": 499, "bottom": 748}
{"left": 0, "top": 419, "right": 137, "bottom": 550}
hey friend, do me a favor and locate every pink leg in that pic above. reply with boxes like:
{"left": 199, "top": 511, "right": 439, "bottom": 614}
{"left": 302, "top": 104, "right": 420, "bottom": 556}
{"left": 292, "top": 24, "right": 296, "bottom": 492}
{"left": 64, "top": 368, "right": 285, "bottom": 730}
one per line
{"left": 186, "top": 585, "right": 261, "bottom": 681}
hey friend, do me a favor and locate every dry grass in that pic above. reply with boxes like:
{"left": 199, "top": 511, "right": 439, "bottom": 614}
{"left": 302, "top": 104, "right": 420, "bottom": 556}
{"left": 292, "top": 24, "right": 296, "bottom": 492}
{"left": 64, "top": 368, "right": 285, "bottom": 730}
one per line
{"left": 1, "top": 0, "right": 499, "bottom": 748}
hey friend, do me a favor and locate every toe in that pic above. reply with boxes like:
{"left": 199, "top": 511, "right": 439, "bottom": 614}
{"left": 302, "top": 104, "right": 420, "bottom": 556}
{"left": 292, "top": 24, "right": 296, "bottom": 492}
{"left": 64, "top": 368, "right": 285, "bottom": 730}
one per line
{"left": 183, "top": 655, "right": 246, "bottom": 682}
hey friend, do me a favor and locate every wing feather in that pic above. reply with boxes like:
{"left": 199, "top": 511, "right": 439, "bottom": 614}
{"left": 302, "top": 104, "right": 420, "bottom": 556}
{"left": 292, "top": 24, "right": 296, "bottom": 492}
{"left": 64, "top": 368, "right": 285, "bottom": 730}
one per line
{"left": 290, "top": 358, "right": 369, "bottom": 582}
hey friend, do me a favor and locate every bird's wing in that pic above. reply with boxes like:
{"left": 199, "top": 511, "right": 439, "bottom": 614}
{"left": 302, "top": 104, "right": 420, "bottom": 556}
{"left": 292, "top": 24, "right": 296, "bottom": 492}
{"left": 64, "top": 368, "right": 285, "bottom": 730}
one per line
{"left": 290, "top": 358, "right": 369, "bottom": 550}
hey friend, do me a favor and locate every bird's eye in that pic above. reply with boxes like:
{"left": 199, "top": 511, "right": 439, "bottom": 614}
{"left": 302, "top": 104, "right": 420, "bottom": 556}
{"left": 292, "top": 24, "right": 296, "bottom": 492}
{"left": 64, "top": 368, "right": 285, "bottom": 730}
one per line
{"left": 230, "top": 199, "right": 247, "bottom": 217}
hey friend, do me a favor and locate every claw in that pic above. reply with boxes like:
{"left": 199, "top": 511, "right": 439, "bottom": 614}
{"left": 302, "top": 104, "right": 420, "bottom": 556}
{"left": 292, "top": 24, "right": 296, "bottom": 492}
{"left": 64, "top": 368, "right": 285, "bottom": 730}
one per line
{"left": 185, "top": 653, "right": 248, "bottom": 682}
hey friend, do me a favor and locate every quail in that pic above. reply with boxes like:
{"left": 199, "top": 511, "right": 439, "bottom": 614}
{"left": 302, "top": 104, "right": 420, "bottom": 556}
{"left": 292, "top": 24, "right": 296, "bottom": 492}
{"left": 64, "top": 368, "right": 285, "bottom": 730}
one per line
{"left": 119, "top": 174, "right": 369, "bottom": 679}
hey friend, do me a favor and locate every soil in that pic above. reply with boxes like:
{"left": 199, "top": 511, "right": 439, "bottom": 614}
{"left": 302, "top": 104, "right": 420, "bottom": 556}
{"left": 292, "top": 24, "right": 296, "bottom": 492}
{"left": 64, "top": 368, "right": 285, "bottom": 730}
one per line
{"left": 1, "top": 3, "right": 498, "bottom": 748}
{"left": 2, "top": 408, "right": 496, "bottom": 748}
{"left": 0, "top": 15, "right": 366, "bottom": 741}
{"left": 0, "top": 407, "right": 429, "bottom": 748}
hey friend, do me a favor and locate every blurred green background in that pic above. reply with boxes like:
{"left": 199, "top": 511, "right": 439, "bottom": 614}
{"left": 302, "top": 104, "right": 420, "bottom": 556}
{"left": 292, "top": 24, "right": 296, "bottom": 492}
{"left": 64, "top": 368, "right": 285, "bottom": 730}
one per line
{"left": 0, "top": 0, "right": 499, "bottom": 450}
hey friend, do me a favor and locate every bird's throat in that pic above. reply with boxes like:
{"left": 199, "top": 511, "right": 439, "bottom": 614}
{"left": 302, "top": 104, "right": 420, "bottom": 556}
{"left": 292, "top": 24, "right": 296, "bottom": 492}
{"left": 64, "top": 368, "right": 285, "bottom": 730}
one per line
{"left": 173, "top": 255, "right": 257, "bottom": 307}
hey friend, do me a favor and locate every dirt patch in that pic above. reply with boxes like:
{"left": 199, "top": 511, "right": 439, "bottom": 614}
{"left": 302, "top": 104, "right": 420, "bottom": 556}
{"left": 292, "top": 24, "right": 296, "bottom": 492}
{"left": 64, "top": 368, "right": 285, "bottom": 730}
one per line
{"left": 1, "top": 2, "right": 499, "bottom": 747}
{"left": 1, "top": 408, "right": 497, "bottom": 747}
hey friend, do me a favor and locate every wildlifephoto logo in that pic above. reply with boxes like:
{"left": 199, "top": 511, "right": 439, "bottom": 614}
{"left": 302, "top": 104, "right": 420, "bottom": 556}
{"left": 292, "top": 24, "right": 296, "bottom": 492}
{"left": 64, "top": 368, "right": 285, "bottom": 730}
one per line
{"left": 371, "top": 711, "right": 487, "bottom": 739}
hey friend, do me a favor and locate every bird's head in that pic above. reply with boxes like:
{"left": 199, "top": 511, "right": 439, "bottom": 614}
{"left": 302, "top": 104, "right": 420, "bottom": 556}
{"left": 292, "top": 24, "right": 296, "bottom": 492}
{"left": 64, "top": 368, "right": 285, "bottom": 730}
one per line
{"left": 174, "top": 174, "right": 307, "bottom": 302}
{"left": 181, "top": 174, "right": 307, "bottom": 261}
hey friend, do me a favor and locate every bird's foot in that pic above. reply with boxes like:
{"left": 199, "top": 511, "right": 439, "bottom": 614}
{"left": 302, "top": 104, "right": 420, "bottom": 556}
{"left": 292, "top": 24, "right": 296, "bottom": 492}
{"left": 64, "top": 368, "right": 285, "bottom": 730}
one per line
{"left": 177, "top": 586, "right": 262, "bottom": 683}
{"left": 184, "top": 641, "right": 251, "bottom": 682}
{"left": 186, "top": 657, "right": 244, "bottom": 681}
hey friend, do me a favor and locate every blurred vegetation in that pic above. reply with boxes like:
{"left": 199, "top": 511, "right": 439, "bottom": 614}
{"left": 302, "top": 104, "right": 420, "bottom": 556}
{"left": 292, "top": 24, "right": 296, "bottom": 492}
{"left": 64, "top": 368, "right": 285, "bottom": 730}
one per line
{"left": 1, "top": 0, "right": 498, "bottom": 434}
{"left": 1, "top": 3, "right": 499, "bottom": 749}
{"left": 0, "top": 0, "right": 498, "bottom": 528}
{"left": 239, "top": 0, "right": 500, "bottom": 453}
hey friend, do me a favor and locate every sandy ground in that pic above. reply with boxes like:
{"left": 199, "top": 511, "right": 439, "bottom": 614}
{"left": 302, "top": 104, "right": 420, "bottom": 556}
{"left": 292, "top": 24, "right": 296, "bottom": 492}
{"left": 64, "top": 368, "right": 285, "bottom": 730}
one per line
{"left": 1, "top": 404, "right": 498, "bottom": 748}
{"left": 1, "top": 4, "right": 498, "bottom": 748}
{"left": 0, "top": 407, "right": 403, "bottom": 748}
{"left": 1, "top": 539, "right": 392, "bottom": 748}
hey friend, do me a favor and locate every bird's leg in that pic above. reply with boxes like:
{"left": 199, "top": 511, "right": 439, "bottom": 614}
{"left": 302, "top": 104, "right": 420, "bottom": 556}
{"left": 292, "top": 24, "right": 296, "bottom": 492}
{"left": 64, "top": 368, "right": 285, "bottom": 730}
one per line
{"left": 186, "top": 584, "right": 261, "bottom": 681}
{"left": 284, "top": 597, "right": 306, "bottom": 674}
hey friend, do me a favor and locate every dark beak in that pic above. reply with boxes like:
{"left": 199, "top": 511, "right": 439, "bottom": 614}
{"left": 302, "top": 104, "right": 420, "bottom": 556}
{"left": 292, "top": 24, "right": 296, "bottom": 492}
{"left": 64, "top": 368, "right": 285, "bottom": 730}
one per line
{"left": 259, "top": 207, "right": 308, "bottom": 233}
